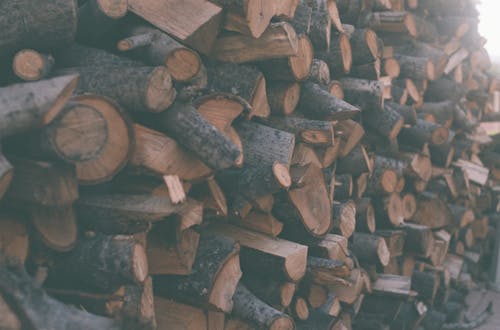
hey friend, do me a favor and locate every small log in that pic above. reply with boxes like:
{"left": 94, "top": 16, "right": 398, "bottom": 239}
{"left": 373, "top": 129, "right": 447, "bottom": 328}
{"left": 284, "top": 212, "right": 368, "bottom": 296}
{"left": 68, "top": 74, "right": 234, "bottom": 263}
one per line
{"left": 212, "top": 23, "right": 299, "bottom": 63}
{"left": 309, "top": 234, "right": 349, "bottom": 263}
{"left": 332, "top": 200, "right": 356, "bottom": 239}
{"left": 292, "top": 143, "right": 323, "bottom": 169}
{"left": 266, "top": 81, "right": 301, "bottom": 115}
{"left": 152, "top": 102, "right": 242, "bottom": 170}
{"left": 345, "top": 28, "right": 379, "bottom": 65}
{"left": 0, "top": 216, "right": 29, "bottom": 264}
{"left": 58, "top": 65, "right": 176, "bottom": 113}
{"left": 155, "top": 231, "right": 241, "bottom": 312}
{"left": 373, "top": 193, "right": 405, "bottom": 228}
{"left": 398, "top": 119, "right": 449, "bottom": 147}
{"left": 328, "top": 80, "right": 344, "bottom": 99}
{"left": 208, "top": 224, "right": 308, "bottom": 282}
{"left": 117, "top": 24, "right": 202, "bottom": 82}
{"left": 302, "top": 283, "right": 328, "bottom": 309}
{"left": 12, "top": 49, "right": 54, "bottom": 81}
{"left": 308, "top": 59, "right": 331, "bottom": 85}
{"left": 355, "top": 197, "right": 376, "bottom": 233}
{"left": 29, "top": 205, "right": 78, "bottom": 252}
{"left": 259, "top": 35, "right": 314, "bottom": 82}
{"left": 262, "top": 115, "right": 334, "bottom": 146}
{"left": 411, "top": 192, "right": 452, "bottom": 229}
{"left": 400, "top": 223, "right": 434, "bottom": 257}
{"left": 316, "top": 33, "right": 352, "bottom": 75}
{"left": 298, "top": 82, "right": 361, "bottom": 120}
{"left": 376, "top": 230, "right": 406, "bottom": 258}
{"left": 128, "top": 0, "right": 223, "bottom": 54}
{"left": 394, "top": 54, "right": 435, "bottom": 81}
{"left": 366, "top": 160, "right": 399, "bottom": 195}
{"left": 0, "top": 151, "right": 13, "bottom": 200}
{"left": 0, "top": 74, "right": 78, "bottom": 138}
{"left": 48, "top": 234, "right": 148, "bottom": 292}
{"left": 292, "top": 297, "right": 309, "bottom": 321}
{"left": 340, "top": 77, "right": 385, "bottom": 111}
{"left": 243, "top": 275, "right": 296, "bottom": 308}
{"left": 382, "top": 57, "right": 401, "bottom": 78}
{"left": 385, "top": 102, "right": 416, "bottom": 125}
{"left": 363, "top": 102, "right": 404, "bottom": 139}
{"left": 361, "top": 11, "right": 417, "bottom": 37}
{"left": 0, "top": 263, "right": 120, "bottom": 330}
{"left": 232, "top": 283, "right": 295, "bottom": 330}
{"left": 326, "top": 268, "right": 364, "bottom": 304}
{"left": 351, "top": 233, "right": 390, "bottom": 266}
{"left": 336, "top": 119, "right": 365, "bottom": 158}
{"left": 336, "top": 144, "right": 372, "bottom": 176}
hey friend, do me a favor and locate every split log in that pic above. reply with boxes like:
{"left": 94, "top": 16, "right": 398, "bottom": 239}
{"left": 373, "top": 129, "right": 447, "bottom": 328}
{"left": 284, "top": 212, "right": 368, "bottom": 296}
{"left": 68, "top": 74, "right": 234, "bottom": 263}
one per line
{"left": 355, "top": 197, "right": 376, "bottom": 233}
{"left": 0, "top": 0, "right": 77, "bottom": 58}
{"left": 117, "top": 24, "right": 202, "bottom": 82}
{"left": 0, "top": 216, "right": 29, "bottom": 264}
{"left": 332, "top": 200, "right": 356, "bottom": 239}
{"left": 366, "top": 159, "right": 399, "bottom": 195}
{"left": 350, "top": 233, "right": 390, "bottom": 266}
{"left": 340, "top": 78, "right": 385, "bottom": 111}
{"left": 298, "top": 82, "right": 360, "bottom": 120}
{"left": 48, "top": 234, "right": 148, "bottom": 292}
{"left": 401, "top": 193, "right": 417, "bottom": 220}
{"left": 155, "top": 231, "right": 241, "bottom": 312}
{"left": 400, "top": 223, "right": 434, "bottom": 257}
{"left": 0, "top": 75, "right": 78, "bottom": 138}
{"left": 212, "top": 23, "right": 299, "bottom": 63}
{"left": 0, "top": 263, "right": 120, "bottom": 330}
{"left": 128, "top": 0, "right": 223, "bottom": 54}
{"left": 58, "top": 65, "right": 176, "bottom": 113}
{"left": 13, "top": 49, "right": 54, "bottom": 81}
{"left": 232, "top": 283, "right": 295, "bottom": 330}
{"left": 208, "top": 224, "right": 308, "bottom": 282}
{"left": 325, "top": 268, "right": 364, "bottom": 304}
{"left": 154, "top": 297, "right": 208, "bottom": 329}
{"left": 258, "top": 34, "right": 314, "bottom": 82}
{"left": 152, "top": 102, "right": 241, "bottom": 170}
{"left": 273, "top": 163, "right": 332, "bottom": 241}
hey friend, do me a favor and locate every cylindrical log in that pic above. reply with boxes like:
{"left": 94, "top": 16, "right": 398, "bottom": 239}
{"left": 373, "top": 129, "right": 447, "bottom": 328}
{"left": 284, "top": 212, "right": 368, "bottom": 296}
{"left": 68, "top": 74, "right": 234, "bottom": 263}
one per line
{"left": 261, "top": 116, "right": 334, "bottom": 146}
{"left": 361, "top": 11, "right": 417, "bottom": 37}
{"left": 373, "top": 193, "right": 404, "bottom": 228}
{"left": 349, "top": 59, "right": 381, "bottom": 80}
{"left": 13, "top": 49, "right": 54, "bottom": 81}
{"left": 401, "top": 193, "right": 417, "bottom": 221}
{"left": 292, "top": 297, "right": 310, "bottom": 321}
{"left": 267, "top": 82, "right": 301, "bottom": 115}
{"left": 332, "top": 200, "right": 356, "bottom": 239}
{"left": 345, "top": 27, "right": 379, "bottom": 65}
{"left": 340, "top": 78, "right": 385, "bottom": 111}
{"left": 243, "top": 275, "right": 296, "bottom": 308}
{"left": 30, "top": 205, "right": 78, "bottom": 252}
{"left": 385, "top": 102, "right": 416, "bottom": 125}
{"left": 363, "top": 102, "right": 404, "bottom": 139}
{"left": 350, "top": 233, "right": 390, "bottom": 266}
{"left": 356, "top": 197, "right": 376, "bottom": 233}
{"left": 382, "top": 57, "right": 401, "bottom": 78}
{"left": 398, "top": 119, "right": 449, "bottom": 147}
{"left": 336, "top": 144, "right": 372, "bottom": 176}
{"left": 394, "top": 54, "right": 435, "bottom": 81}
{"left": 316, "top": 33, "right": 352, "bottom": 75}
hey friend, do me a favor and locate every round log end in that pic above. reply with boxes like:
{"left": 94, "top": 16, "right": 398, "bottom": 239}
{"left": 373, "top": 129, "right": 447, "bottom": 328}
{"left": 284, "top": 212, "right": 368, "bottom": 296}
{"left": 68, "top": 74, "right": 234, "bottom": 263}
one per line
{"left": 283, "top": 82, "right": 301, "bottom": 115}
{"left": 381, "top": 169, "right": 398, "bottom": 193}
{"left": 460, "top": 209, "right": 475, "bottom": 227}
{"left": 339, "top": 34, "right": 353, "bottom": 73}
{"left": 290, "top": 36, "right": 314, "bottom": 81}
{"left": 269, "top": 315, "right": 295, "bottom": 330}
{"left": 97, "top": 0, "right": 128, "bottom": 19}
{"left": 146, "top": 66, "right": 176, "bottom": 112}
{"left": 166, "top": 48, "right": 202, "bottom": 82}
{"left": 281, "top": 282, "right": 296, "bottom": 308}
{"left": 13, "top": 49, "right": 52, "bottom": 81}
{"left": 378, "top": 238, "right": 391, "bottom": 266}
{"left": 294, "top": 297, "right": 309, "bottom": 321}
{"left": 387, "top": 193, "right": 404, "bottom": 227}
{"left": 389, "top": 116, "right": 405, "bottom": 140}
{"left": 328, "top": 80, "right": 344, "bottom": 99}
{"left": 404, "top": 13, "right": 418, "bottom": 37}
{"left": 273, "top": 162, "right": 292, "bottom": 189}
{"left": 431, "top": 126, "right": 449, "bottom": 146}
{"left": 209, "top": 253, "right": 242, "bottom": 313}
{"left": 402, "top": 193, "right": 417, "bottom": 220}
{"left": 365, "top": 202, "right": 376, "bottom": 233}
{"left": 365, "top": 29, "right": 379, "bottom": 61}
{"left": 52, "top": 103, "right": 108, "bottom": 162}
{"left": 246, "top": 0, "right": 276, "bottom": 38}
{"left": 463, "top": 227, "right": 475, "bottom": 248}
{"left": 308, "top": 285, "right": 328, "bottom": 308}
{"left": 384, "top": 58, "right": 401, "bottom": 78}
{"left": 395, "top": 176, "right": 405, "bottom": 193}
{"left": 31, "top": 206, "right": 78, "bottom": 252}
{"left": 426, "top": 60, "right": 436, "bottom": 81}
{"left": 132, "top": 243, "right": 148, "bottom": 283}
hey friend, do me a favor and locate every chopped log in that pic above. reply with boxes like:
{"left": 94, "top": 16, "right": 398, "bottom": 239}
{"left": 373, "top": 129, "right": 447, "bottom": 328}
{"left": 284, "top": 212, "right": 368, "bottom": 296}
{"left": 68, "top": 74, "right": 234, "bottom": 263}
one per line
{"left": 0, "top": 263, "right": 120, "bottom": 330}
{"left": 259, "top": 35, "right": 314, "bottom": 82}
{"left": 401, "top": 193, "right": 417, "bottom": 220}
{"left": 349, "top": 59, "right": 381, "bottom": 80}
{"left": 243, "top": 275, "right": 296, "bottom": 308}
{"left": 336, "top": 144, "right": 372, "bottom": 176}
{"left": 309, "top": 234, "right": 349, "bottom": 263}
{"left": 58, "top": 65, "right": 176, "bottom": 113}
{"left": 155, "top": 231, "right": 241, "bottom": 312}
{"left": 400, "top": 223, "right": 434, "bottom": 257}
{"left": 373, "top": 193, "right": 404, "bottom": 228}
{"left": 128, "top": 0, "right": 223, "bottom": 54}
{"left": 371, "top": 274, "right": 414, "bottom": 298}
{"left": 292, "top": 296, "right": 310, "bottom": 321}
{"left": 398, "top": 119, "right": 449, "bottom": 148}
{"left": 261, "top": 116, "right": 334, "bottom": 146}
{"left": 232, "top": 283, "right": 295, "bottom": 330}
{"left": 273, "top": 163, "right": 332, "bottom": 241}
{"left": 345, "top": 28, "right": 379, "bottom": 65}
{"left": 326, "top": 268, "right": 364, "bottom": 304}
{"left": 152, "top": 102, "right": 241, "bottom": 170}
{"left": 117, "top": 24, "right": 202, "bottom": 82}
{"left": 189, "top": 177, "right": 228, "bottom": 217}
{"left": 333, "top": 173, "right": 353, "bottom": 201}
{"left": 366, "top": 158, "right": 399, "bottom": 195}
{"left": 361, "top": 11, "right": 417, "bottom": 37}
{"left": 131, "top": 124, "right": 212, "bottom": 181}
{"left": 336, "top": 119, "right": 366, "bottom": 158}
{"left": 307, "top": 257, "right": 351, "bottom": 285}
{"left": 412, "top": 270, "right": 439, "bottom": 304}
{"left": 266, "top": 82, "right": 301, "bottom": 115}
{"left": 0, "top": 74, "right": 78, "bottom": 138}
{"left": 332, "top": 200, "right": 356, "bottom": 238}
{"left": 0, "top": 216, "right": 29, "bottom": 264}
{"left": 30, "top": 205, "right": 78, "bottom": 252}
{"left": 6, "top": 157, "right": 78, "bottom": 206}
{"left": 355, "top": 197, "right": 376, "bottom": 233}
{"left": 376, "top": 230, "right": 406, "bottom": 258}
{"left": 212, "top": 23, "right": 299, "bottom": 63}
{"left": 394, "top": 54, "right": 435, "bottom": 81}
{"left": 316, "top": 33, "right": 352, "bottom": 75}
{"left": 419, "top": 101, "right": 455, "bottom": 127}
{"left": 363, "top": 102, "right": 404, "bottom": 139}
{"left": 350, "top": 233, "right": 390, "bottom": 266}
{"left": 209, "top": 224, "right": 308, "bottom": 282}
{"left": 308, "top": 59, "right": 331, "bottom": 85}
{"left": 0, "top": 0, "right": 77, "bottom": 58}
{"left": 410, "top": 192, "right": 452, "bottom": 229}
{"left": 12, "top": 49, "right": 54, "bottom": 81}
{"left": 382, "top": 58, "right": 401, "bottom": 78}
{"left": 292, "top": 143, "right": 323, "bottom": 169}
{"left": 340, "top": 78, "right": 385, "bottom": 111}
{"left": 298, "top": 82, "right": 360, "bottom": 120}
{"left": 235, "top": 120, "right": 295, "bottom": 168}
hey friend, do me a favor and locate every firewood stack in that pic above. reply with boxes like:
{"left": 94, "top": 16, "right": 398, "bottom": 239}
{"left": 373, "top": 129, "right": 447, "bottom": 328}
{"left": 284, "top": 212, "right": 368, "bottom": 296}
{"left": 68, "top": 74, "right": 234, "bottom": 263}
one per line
{"left": 1, "top": 0, "right": 500, "bottom": 329}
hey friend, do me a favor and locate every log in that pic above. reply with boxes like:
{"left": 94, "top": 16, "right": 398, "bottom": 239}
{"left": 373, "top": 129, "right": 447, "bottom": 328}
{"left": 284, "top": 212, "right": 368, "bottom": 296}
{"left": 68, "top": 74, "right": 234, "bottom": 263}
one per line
{"left": 308, "top": 59, "right": 330, "bottom": 85}
{"left": 412, "top": 270, "right": 439, "bottom": 304}
{"left": 152, "top": 102, "right": 241, "bottom": 170}
{"left": 316, "top": 33, "right": 352, "bottom": 75}
{"left": 385, "top": 102, "right": 416, "bottom": 125}
{"left": 0, "top": 151, "right": 13, "bottom": 200}
{"left": 340, "top": 78, "right": 385, "bottom": 111}
{"left": 335, "top": 119, "right": 366, "bottom": 158}
{"left": 332, "top": 200, "right": 356, "bottom": 239}
{"left": 307, "top": 257, "right": 351, "bottom": 285}
{"left": 373, "top": 193, "right": 405, "bottom": 228}
{"left": 355, "top": 197, "right": 376, "bottom": 233}
{"left": 350, "top": 233, "right": 391, "bottom": 266}
{"left": 0, "top": 216, "right": 29, "bottom": 264}
{"left": 58, "top": 65, "right": 176, "bottom": 113}
{"left": 155, "top": 231, "right": 241, "bottom": 312}
{"left": 398, "top": 119, "right": 449, "bottom": 148}
{"left": 155, "top": 297, "right": 208, "bottom": 329}
{"left": 261, "top": 116, "right": 335, "bottom": 146}
{"left": 289, "top": 3, "right": 312, "bottom": 35}
{"left": 0, "top": 0, "right": 77, "bottom": 58}
{"left": 411, "top": 192, "right": 452, "bottom": 229}
{"left": 29, "top": 205, "right": 78, "bottom": 252}
{"left": 298, "top": 82, "right": 360, "bottom": 120}
{"left": 345, "top": 28, "right": 379, "bottom": 65}
{"left": 333, "top": 173, "right": 353, "bottom": 201}
{"left": 400, "top": 223, "right": 434, "bottom": 257}
{"left": 401, "top": 193, "right": 417, "bottom": 220}
{"left": 302, "top": 283, "right": 328, "bottom": 309}
{"left": 243, "top": 275, "right": 296, "bottom": 308}
{"left": 376, "top": 230, "right": 406, "bottom": 258}
{"left": 117, "top": 24, "right": 202, "bottom": 82}
{"left": 291, "top": 297, "right": 309, "bottom": 321}
{"left": 394, "top": 54, "right": 436, "bottom": 81}
{"left": 336, "top": 144, "right": 372, "bottom": 176}
{"left": 361, "top": 11, "right": 417, "bottom": 37}
{"left": 424, "top": 78, "right": 466, "bottom": 103}
{"left": 349, "top": 59, "right": 381, "bottom": 80}
{"left": 266, "top": 82, "right": 301, "bottom": 115}
{"left": 362, "top": 102, "right": 404, "bottom": 139}
{"left": 0, "top": 263, "right": 120, "bottom": 330}
{"left": 212, "top": 23, "right": 299, "bottom": 63}
{"left": 382, "top": 58, "right": 401, "bottom": 78}
{"left": 308, "top": 10, "right": 331, "bottom": 51}
{"left": 208, "top": 224, "right": 308, "bottom": 282}
{"left": 128, "top": 0, "right": 223, "bottom": 54}
{"left": 232, "top": 283, "right": 295, "bottom": 330}
{"left": 258, "top": 34, "right": 314, "bottom": 82}
{"left": 309, "top": 234, "right": 349, "bottom": 263}
{"left": 0, "top": 75, "right": 78, "bottom": 138}
{"left": 12, "top": 49, "right": 54, "bottom": 81}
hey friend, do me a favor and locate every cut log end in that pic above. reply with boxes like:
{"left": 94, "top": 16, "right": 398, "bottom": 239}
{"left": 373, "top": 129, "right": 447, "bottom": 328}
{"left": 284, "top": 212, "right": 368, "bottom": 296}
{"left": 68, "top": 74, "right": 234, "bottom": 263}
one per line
{"left": 43, "top": 74, "right": 80, "bottom": 124}
{"left": 31, "top": 206, "right": 78, "bottom": 252}
{"left": 340, "top": 34, "right": 353, "bottom": 73}
{"left": 132, "top": 243, "right": 149, "bottom": 284}
{"left": 404, "top": 13, "right": 418, "bottom": 37}
{"left": 13, "top": 49, "right": 53, "bottom": 81}
{"left": 146, "top": 66, "right": 176, "bottom": 112}
{"left": 97, "top": 0, "right": 128, "bottom": 18}
{"left": 165, "top": 48, "right": 202, "bottom": 82}
{"left": 384, "top": 58, "right": 401, "bottom": 78}
{"left": 378, "top": 239, "right": 391, "bottom": 266}
{"left": 273, "top": 162, "right": 292, "bottom": 189}
{"left": 270, "top": 315, "right": 295, "bottom": 330}
{"left": 209, "top": 253, "right": 242, "bottom": 312}
{"left": 328, "top": 81, "right": 344, "bottom": 99}
{"left": 283, "top": 82, "right": 301, "bottom": 115}
{"left": 289, "top": 35, "right": 314, "bottom": 81}
{"left": 388, "top": 193, "right": 404, "bottom": 226}
{"left": 402, "top": 194, "right": 417, "bottom": 220}
{"left": 294, "top": 297, "right": 309, "bottom": 320}
{"left": 381, "top": 169, "right": 398, "bottom": 194}
{"left": 281, "top": 282, "right": 296, "bottom": 308}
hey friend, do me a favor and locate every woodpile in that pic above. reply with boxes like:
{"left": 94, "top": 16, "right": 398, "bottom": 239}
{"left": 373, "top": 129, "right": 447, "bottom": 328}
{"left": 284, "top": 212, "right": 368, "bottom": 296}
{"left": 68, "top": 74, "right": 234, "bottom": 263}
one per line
{"left": 1, "top": 0, "right": 500, "bottom": 329}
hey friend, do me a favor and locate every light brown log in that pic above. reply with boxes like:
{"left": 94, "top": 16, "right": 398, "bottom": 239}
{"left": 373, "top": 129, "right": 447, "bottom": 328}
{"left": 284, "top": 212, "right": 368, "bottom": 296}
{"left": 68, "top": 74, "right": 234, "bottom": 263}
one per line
{"left": 376, "top": 230, "right": 406, "bottom": 258}
{"left": 0, "top": 75, "right": 78, "bottom": 138}
{"left": 266, "top": 82, "right": 301, "bottom": 115}
{"left": 316, "top": 33, "right": 352, "bottom": 75}
{"left": 155, "top": 297, "right": 207, "bottom": 329}
{"left": 30, "top": 205, "right": 78, "bottom": 252}
{"left": 13, "top": 49, "right": 54, "bottom": 81}
{"left": 410, "top": 192, "right": 452, "bottom": 229}
{"left": 212, "top": 22, "right": 298, "bottom": 63}
{"left": 309, "top": 234, "right": 349, "bottom": 263}
{"left": 128, "top": 0, "right": 223, "bottom": 54}
{"left": 335, "top": 119, "right": 365, "bottom": 158}
{"left": 332, "top": 200, "right": 356, "bottom": 239}
{"left": 382, "top": 58, "right": 401, "bottom": 78}
{"left": 292, "top": 143, "right": 323, "bottom": 169}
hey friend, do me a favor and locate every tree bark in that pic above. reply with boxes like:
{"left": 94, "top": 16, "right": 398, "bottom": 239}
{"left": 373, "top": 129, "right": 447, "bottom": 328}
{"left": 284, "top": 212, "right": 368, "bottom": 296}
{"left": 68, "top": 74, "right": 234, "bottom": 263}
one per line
{"left": 261, "top": 115, "right": 335, "bottom": 146}
{"left": 243, "top": 275, "right": 296, "bottom": 308}
{"left": 340, "top": 77, "right": 385, "bottom": 111}
{"left": 351, "top": 233, "right": 390, "bottom": 266}
{"left": 400, "top": 223, "right": 434, "bottom": 257}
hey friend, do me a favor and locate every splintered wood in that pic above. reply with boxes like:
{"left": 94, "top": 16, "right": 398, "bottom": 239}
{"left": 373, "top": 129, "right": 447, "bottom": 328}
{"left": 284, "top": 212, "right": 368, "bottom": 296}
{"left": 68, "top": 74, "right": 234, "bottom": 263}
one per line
{"left": 0, "top": 0, "right": 499, "bottom": 329}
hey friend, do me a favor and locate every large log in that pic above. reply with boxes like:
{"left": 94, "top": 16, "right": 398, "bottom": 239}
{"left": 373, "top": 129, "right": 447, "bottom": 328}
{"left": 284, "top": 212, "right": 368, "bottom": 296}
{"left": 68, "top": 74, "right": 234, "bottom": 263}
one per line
{"left": 0, "top": 75, "right": 78, "bottom": 138}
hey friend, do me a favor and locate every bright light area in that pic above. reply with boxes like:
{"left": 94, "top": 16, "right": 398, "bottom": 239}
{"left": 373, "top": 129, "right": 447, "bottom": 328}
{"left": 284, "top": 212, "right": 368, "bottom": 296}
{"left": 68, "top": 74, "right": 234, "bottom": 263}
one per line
{"left": 478, "top": 0, "right": 500, "bottom": 60}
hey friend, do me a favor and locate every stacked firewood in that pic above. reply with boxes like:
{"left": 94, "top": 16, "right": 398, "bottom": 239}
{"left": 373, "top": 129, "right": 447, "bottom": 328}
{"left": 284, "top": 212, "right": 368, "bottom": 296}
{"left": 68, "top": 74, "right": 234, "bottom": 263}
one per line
{"left": 1, "top": 0, "right": 500, "bottom": 329}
